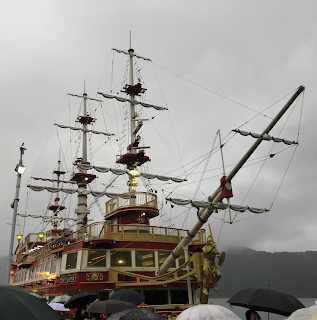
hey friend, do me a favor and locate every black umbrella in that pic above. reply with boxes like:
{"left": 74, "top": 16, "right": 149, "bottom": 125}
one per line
{"left": 108, "top": 309, "right": 165, "bottom": 320}
{"left": 0, "top": 285, "right": 63, "bottom": 320}
{"left": 87, "top": 299, "right": 137, "bottom": 314}
{"left": 109, "top": 289, "right": 145, "bottom": 305}
{"left": 227, "top": 288, "right": 305, "bottom": 316}
{"left": 64, "top": 292, "right": 98, "bottom": 308}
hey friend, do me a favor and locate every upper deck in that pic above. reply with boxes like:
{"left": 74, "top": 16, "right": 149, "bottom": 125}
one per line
{"left": 18, "top": 222, "right": 206, "bottom": 262}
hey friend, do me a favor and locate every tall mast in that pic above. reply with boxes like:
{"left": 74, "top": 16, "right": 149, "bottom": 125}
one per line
{"left": 158, "top": 85, "right": 305, "bottom": 275}
{"left": 128, "top": 38, "right": 137, "bottom": 193}
{"left": 74, "top": 84, "right": 93, "bottom": 229}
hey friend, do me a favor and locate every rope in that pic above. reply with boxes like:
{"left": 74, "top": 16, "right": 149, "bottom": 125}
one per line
{"left": 181, "top": 131, "right": 218, "bottom": 228}
{"left": 152, "top": 62, "right": 273, "bottom": 119}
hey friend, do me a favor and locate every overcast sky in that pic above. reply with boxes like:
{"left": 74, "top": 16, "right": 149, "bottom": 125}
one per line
{"left": 1, "top": 1, "right": 317, "bottom": 258}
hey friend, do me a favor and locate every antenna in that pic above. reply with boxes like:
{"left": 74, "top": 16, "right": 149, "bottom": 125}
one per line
{"left": 129, "top": 30, "right": 132, "bottom": 49}
{"left": 84, "top": 79, "right": 86, "bottom": 94}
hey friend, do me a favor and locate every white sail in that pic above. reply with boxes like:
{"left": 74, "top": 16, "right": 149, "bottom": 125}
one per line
{"left": 27, "top": 185, "right": 118, "bottom": 198}
{"left": 232, "top": 129, "right": 298, "bottom": 145}
{"left": 31, "top": 177, "right": 76, "bottom": 184}
{"left": 76, "top": 163, "right": 187, "bottom": 182}
{"left": 166, "top": 197, "right": 269, "bottom": 213}
{"left": 55, "top": 124, "right": 113, "bottom": 136}
{"left": 98, "top": 93, "right": 168, "bottom": 111}
{"left": 18, "top": 214, "right": 77, "bottom": 221}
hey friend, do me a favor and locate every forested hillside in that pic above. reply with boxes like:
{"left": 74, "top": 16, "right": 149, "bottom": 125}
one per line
{"left": 211, "top": 246, "right": 317, "bottom": 298}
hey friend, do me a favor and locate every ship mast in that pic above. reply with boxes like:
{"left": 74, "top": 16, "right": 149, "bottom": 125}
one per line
{"left": 128, "top": 46, "right": 136, "bottom": 193}
{"left": 74, "top": 88, "right": 90, "bottom": 229}
{"left": 158, "top": 85, "right": 305, "bottom": 275}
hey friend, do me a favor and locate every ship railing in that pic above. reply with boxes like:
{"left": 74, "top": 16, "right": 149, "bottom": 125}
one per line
{"left": 69, "top": 222, "right": 206, "bottom": 244}
{"left": 105, "top": 192, "right": 157, "bottom": 215}
{"left": 26, "top": 223, "right": 206, "bottom": 260}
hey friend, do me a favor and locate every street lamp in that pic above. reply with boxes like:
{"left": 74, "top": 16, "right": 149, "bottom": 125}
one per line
{"left": 6, "top": 143, "right": 26, "bottom": 286}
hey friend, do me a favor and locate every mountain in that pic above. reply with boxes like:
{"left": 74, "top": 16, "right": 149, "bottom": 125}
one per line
{"left": 211, "top": 246, "right": 317, "bottom": 298}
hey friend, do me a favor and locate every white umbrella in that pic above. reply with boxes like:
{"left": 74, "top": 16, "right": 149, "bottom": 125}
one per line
{"left": 176, "top": 304, "right": 241, "bottom": 320}
{"left": 51, "top": 295, "right": 71, "bottom": 304}
{"left": 286, "top": 305, "right": 317, "bottom": 320}
{"left": 48, "top": 303, "right": 70, "bottom": 312}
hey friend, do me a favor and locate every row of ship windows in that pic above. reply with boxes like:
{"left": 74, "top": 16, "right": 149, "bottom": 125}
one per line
{"left": 66, "top": 249, "right": 192, "bottom": 269}
{"left": 13, "top": 250, "right": 193, "bottom": 283}
{"left": 13, "top": 260, "right": 57, "bottom": 284}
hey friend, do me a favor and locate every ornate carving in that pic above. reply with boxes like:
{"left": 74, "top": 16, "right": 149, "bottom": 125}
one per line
{"left": 86, "top": 272, "right": 103, "bottom": 281}
{"left": 201, "top": 231, "right": 225, "bottom": 304}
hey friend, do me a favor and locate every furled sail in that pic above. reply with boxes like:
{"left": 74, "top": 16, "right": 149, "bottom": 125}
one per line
{"left": 18, "top": 213, "right": 77, "bottom": 221}
{"left": 232, "top": 129, "right": 298, "bottom": 145}
{"left": 76, "top": 164, "right": 187, "bottom": 182}
{"left": 112, "top": 48, "right": 151, "bottom": 61}
{"left": 166, "top": 197, "right": 269, "bottom": 213}
{"left": 27, "top": 185, "right": 118, "bottom": 198}
{"left": 68, "top": 93, "right": 102, "bottom": 102}
{"left": 55, "top": 124, "right": 113, "bottom": 136}
{"left": 98, "top": 92, "right": 168, "bottom": 111}
{"left": 31, "top": 177, "right": 76, "bottom": 184}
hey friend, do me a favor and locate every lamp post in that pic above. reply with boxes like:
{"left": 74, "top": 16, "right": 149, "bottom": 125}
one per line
{"left": 6, "top": 144, "right": 26, "bottom": 286}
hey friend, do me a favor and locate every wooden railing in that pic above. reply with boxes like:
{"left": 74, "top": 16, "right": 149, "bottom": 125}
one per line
{"left": 26, "top": 222, "right": 206, "bottom": 260}
{"left": 105, "top": 192, "right": 157, "bottom": 215}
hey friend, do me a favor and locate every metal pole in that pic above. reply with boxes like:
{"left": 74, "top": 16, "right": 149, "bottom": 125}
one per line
{"left": 6, "top": 146, "right": 25, "bottom": 286}
{"left": 158, "top": 85, "right": 305, "bottom": 275}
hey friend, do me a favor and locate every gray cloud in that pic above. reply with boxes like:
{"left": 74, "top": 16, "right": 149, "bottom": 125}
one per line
{"left": 1, "top": 1, "right": 316, "bottom": 258}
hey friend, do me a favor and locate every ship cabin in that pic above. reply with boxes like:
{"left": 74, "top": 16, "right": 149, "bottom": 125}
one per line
{"left": 12, "top": 191, "right": 208, "bottom": 313}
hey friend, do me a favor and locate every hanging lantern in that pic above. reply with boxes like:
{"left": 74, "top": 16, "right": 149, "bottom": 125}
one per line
{"left": 16, "top": 234, "right": 23, "bottom": 242}
{"left": 38, "top": 231, "right": 44, "bottom": 241}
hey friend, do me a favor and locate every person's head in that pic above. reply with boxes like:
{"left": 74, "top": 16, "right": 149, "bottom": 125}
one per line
{"left": 80, "top": 308, "right": 86, "bottom": 316}
{"left": 246, "top": 310, "right": 261, "bottom": 320}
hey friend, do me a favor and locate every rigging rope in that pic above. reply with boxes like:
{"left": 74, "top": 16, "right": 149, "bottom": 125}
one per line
{"left": 152, "top": 62, "right": 273, "bottom": 119}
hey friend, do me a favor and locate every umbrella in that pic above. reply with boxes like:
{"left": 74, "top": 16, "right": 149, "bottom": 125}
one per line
{"left": 176, "top": 304, "right": 241, "bottom": 320}
{"left": 64, "top": 292, "right": 98, "bottom": 308}
{"left": 286, "top": 305, "right": 317, "bottom": 320}
{"left": 49, "top": 303, "right": 70, "bottom": 312}
{"left": 108, "top": 309, "right": 165, "bottom": 320}
{"left": 87, "top": 299, "right": 137, "bottom": 314}
{"left": 109, "top": 289, "right": 145, "bottom": 305}
{"left": 0, "top": 284, "right": 63, "bottom": 320}
{"left": 227, "top": 288, "right": 305, "bottom": 316}
{"left": 29, "top": 292, "right": 48, "bottom": 302}
{"left": 51, "top": 295, "right": 71, "bottom": 304}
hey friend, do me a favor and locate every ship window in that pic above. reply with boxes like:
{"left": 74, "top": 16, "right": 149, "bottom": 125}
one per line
{"left": 135, "top": 250, "right": 155, "bottom": 267}
{"left": 87, "top": 250, "right": 107, "bottom": 268}
{"left": 111, "top": 250, "right": 131, "bottom": 267}
{"left": 31, "top": 267, "right": 36, "bottom": 279}
{"left": 45, "top": 261, "right": 51, "bottom": 276}
{"left": 36, "top": 265, "right": 41, "bottom": 278}
{"left": 66, "top": 252, "right": 78, "bottom": 269}
{"left": 50, "top": 260, "right": 57, "bottom": 274}
{"left": 144, "top": 290, "right": 168, "bottom": 305}
{"left": 158, "top": 251, "right": 176, "bottom": 268}
{"left": 171, "top": 290, "right": 189, "bottom": 304}
{"left": 40, "top": 263, "right": 45, "bottom": 277}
